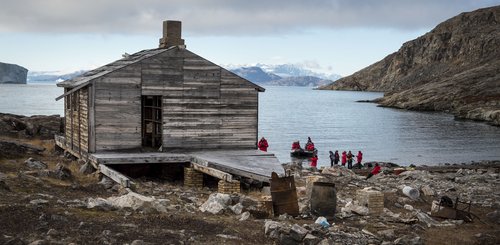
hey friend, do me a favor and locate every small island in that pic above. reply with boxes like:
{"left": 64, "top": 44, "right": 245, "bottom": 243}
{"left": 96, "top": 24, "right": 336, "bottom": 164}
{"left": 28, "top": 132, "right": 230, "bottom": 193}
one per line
{"left": 0, "top": 62, "right": 28, "bottom": 84}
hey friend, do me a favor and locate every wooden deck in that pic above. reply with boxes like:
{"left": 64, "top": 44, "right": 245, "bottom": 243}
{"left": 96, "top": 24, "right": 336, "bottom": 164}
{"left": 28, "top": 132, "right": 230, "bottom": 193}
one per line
{"left": 89, "top": 150, "right": 283, "bottom": 183}
{"left": 90, "top": 152, "right": 191, "bottom": 165}
{"left": 56, "top": 134, "right": 283, "bottom": 184}
{"left": 190, "top": 150, "right": 284, "bottom": 183}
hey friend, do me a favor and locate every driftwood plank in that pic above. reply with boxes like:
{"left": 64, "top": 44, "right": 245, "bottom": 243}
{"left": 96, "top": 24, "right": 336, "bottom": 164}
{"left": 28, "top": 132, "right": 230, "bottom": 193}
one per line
{"left": 99, "top": 164, "right": 134, "bottom": 188}
{"left": 191, "top": 162, "right": 233, "bottom": 182}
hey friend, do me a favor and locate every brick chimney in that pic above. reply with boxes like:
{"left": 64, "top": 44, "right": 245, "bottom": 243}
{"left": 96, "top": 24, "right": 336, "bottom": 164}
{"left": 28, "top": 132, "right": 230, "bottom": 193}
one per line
{"left": 159, "top": 20, "right": 185, "bottom": 49}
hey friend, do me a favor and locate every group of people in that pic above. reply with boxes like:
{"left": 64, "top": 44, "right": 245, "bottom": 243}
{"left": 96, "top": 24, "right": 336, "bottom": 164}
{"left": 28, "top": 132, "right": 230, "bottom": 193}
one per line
{"left": 291, "top": 137, "right": 316, "bottom": 152}
{"left": 258, "top": 136, "right": 381, "bottom": 179}
{"left": 328, "top": 150, "right": 363, "bottom": 169}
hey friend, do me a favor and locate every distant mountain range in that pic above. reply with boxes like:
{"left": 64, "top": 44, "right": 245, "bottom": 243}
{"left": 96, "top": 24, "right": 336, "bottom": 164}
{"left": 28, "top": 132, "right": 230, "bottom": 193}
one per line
{"left": 228, "top": 64, "right": 341, "bottom": 87}
{"left": 27, "top": 70, "right": 87, "bottom": 83}
{"left": 27, "top": 63, "right": 341, "bottom": 87}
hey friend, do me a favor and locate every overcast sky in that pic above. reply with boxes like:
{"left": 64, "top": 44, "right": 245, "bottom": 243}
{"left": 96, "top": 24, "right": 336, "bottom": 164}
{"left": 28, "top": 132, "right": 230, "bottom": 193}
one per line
{"left": 0, "top": 0, "right": 498, "bottom": 76}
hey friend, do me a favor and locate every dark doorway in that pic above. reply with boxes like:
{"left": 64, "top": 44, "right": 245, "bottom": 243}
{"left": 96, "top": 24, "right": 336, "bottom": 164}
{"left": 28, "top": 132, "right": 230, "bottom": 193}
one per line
{"left": 142, "top": 96, "right": 162, "bottom": 148}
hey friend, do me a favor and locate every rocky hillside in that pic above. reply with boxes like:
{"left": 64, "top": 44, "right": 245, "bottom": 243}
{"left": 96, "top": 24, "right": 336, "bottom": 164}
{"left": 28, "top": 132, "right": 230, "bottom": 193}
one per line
{"left": 319, "top": 6, "right": 500, "bottom": 126}
{"left": 0, "top": 62, "right": 28, "bottom": 84}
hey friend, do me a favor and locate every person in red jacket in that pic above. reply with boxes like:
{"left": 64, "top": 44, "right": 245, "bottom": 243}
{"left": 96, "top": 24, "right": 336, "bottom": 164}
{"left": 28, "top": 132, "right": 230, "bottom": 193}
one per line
{"left": 310, "top": 154, "right": 318, "bottom": 169}
{"left": 258, "top": 137, "right": 269, "bottom": 152}
{"left": 356, "top": 151, "right": 363, "bottom": 169}
{"left": 341, "top": 151, "right": 347, "bottom": 167}
{"left": 366, "top": 163, "right": 381, "bottom": 179}
{"left": 291, "top": 141, "right": 301, "bottom": 150}
{"left": 305, "top": 137, "right": 315, "bottom": 151}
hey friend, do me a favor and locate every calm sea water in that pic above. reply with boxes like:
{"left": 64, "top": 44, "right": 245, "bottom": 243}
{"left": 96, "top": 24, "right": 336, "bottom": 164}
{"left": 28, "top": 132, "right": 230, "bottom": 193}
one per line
{"left": 258, "top": 86, "right": 500, "bottom": 166}
{"left": 1, "top": 84, "right": 499, "bottom": 166}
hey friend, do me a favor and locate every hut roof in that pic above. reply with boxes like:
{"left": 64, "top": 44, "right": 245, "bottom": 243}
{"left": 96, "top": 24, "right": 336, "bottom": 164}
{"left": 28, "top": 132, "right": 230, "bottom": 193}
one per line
{"left": 55, "top": 46, "right": 264, "bottom": 101}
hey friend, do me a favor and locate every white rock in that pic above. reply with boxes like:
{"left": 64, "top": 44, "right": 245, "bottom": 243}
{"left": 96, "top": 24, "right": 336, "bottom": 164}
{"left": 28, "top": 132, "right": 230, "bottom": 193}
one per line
{"left": 230, "top": 203, "right": 243, "bottom": 215}
{"left": 199, "top": 193, "right": 231, "bottom": 214}
{"left": 404, "top": 204, "right": 414, "bottom": 211}
{"left": 87, "top": 198, "right": 112, "bottom": 210}
{"left": 239, "top": 211, "right": 250, "bottom": 221}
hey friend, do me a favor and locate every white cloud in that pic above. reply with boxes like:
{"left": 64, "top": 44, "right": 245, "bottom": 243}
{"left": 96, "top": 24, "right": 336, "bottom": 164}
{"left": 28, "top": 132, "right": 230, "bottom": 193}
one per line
{"left": 0, "top": 0, "right": 497, "bottom": 35}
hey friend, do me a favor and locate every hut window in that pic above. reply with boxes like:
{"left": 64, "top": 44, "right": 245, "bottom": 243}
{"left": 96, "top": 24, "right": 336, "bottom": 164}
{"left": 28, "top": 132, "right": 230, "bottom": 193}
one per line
{"left": 142, "top": 96, "right": 162, "bottom": 148}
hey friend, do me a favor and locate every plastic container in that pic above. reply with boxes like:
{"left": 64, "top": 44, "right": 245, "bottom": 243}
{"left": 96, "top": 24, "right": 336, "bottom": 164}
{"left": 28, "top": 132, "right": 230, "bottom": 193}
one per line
{"left": 402, "top": 186, "right": 420, "bottom": 200}
{"left": 314, "top": 216, "right": 330, "bottom": 228}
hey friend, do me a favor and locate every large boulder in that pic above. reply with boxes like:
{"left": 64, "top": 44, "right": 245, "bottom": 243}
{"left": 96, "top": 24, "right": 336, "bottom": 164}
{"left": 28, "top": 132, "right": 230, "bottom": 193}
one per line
{"left": 0, "top": 113, "right": 63, "bottom": 139}
{"left": 199, "top": 193, "right": 232, "bottom": 214}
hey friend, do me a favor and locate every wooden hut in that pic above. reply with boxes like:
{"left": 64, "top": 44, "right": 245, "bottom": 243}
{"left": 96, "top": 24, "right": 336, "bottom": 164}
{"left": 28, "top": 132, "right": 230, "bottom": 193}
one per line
{"left": 55, "top": 20, "right": 264, "bottom": 159}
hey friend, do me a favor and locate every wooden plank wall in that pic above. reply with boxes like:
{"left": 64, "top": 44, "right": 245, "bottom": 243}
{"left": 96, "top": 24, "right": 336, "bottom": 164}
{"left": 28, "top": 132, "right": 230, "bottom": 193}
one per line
{"left": 94, "top": 65, "right": 142, "bottom": 151}
{"left": 64, "top": 88, "right": 71, "bottom": 142}
{"left": 64, "top": 87, "right": 89, "bottom": 154}
{"left": 79, "top": 87, "right": 89, "bottom": 153}
{"left": 141, "top": 49, "right": 259, "bottom": 150}
{"left": 219, "top": 69, "right": 258, "bottom": 148}
{"left": 68, "top": 47, "right": 260, "bottom": 153}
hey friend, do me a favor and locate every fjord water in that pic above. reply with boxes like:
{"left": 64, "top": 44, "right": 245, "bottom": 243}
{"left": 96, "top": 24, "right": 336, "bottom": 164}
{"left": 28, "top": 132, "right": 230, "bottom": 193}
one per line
{"left": 259, "top": 86, "right": 500, "bottom": 166}
{"left": 0, "top": 84, "right": 63, "bottom": 116}
{"left": 1, "top": 84, "right": 499, "bottom": 166}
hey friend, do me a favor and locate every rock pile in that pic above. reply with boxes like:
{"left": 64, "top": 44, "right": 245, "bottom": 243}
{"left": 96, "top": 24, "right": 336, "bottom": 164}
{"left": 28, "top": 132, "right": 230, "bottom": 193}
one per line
{"left": 0, "top": 113, "right": 63, "bottom": 139}
{"left": 260, "top": 164, "right": 499, "bottom": 244}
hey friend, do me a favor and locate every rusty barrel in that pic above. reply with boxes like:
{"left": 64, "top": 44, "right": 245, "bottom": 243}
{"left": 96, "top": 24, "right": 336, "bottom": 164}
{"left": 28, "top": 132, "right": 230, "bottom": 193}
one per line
{"left": 270, "top": 172, "right": 299, "bottom": 216}
{"left": 310, "top": 182, "right": 337, "bottom": 218}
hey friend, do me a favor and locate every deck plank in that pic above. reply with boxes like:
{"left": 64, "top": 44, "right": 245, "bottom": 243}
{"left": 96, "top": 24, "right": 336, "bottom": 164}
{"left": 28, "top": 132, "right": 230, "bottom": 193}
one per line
{"left": 190, "top": 150, "right": 284, "bottom": 183}
{"left": 87, "top": 150, "right": 283, "bottom": 183}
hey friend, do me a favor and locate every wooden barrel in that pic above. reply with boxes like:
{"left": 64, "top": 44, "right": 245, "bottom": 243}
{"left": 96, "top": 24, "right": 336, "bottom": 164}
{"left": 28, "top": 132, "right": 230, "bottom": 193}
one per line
{"left": 310, "top": 182, "right": 337, "bottom": 218}
{"left": 270, "top": 172, "right": 299, "bottom": 216}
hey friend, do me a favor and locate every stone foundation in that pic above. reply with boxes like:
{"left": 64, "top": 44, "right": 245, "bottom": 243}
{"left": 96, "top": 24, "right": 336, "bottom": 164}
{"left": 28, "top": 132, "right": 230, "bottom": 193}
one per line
{"left": 218, "top": 180, "right": 240, "bottom": 194}
{"left": 184, "top": 167, "right": 203, "bottom": 188}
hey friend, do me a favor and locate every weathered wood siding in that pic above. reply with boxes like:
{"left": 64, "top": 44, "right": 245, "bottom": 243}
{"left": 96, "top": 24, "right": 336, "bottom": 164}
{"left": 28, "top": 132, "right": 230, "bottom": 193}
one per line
{"left": 219, "top": 69, "right": 258, "bottom": 148}
{"left": 94, "top": 65, "right": 142, "bottom": 151}
{"left": 69, "top": 47, "right": 260, "bottom": 153}
{"left": 64, "top": 87, "right": 89, "bottom": 154}
{"left": 139, "top": 48, "right": 259, "bottom": 150}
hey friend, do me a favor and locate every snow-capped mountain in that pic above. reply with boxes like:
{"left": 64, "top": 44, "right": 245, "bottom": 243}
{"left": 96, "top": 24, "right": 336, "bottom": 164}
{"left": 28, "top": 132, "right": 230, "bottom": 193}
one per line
{"left": 258, "top": 63, "right": 342, "bottom": 81}
{"left": 227, "top": 63, "right": 341, "bottom": 87}
{"left": 28, "top": 70, "right": 87, "bottom": 83}
{"left": 26, "top": 63, "right": 342, "bottom": 87}
{"left": 229, "top": 67, "right": 281, "bottom": 84}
